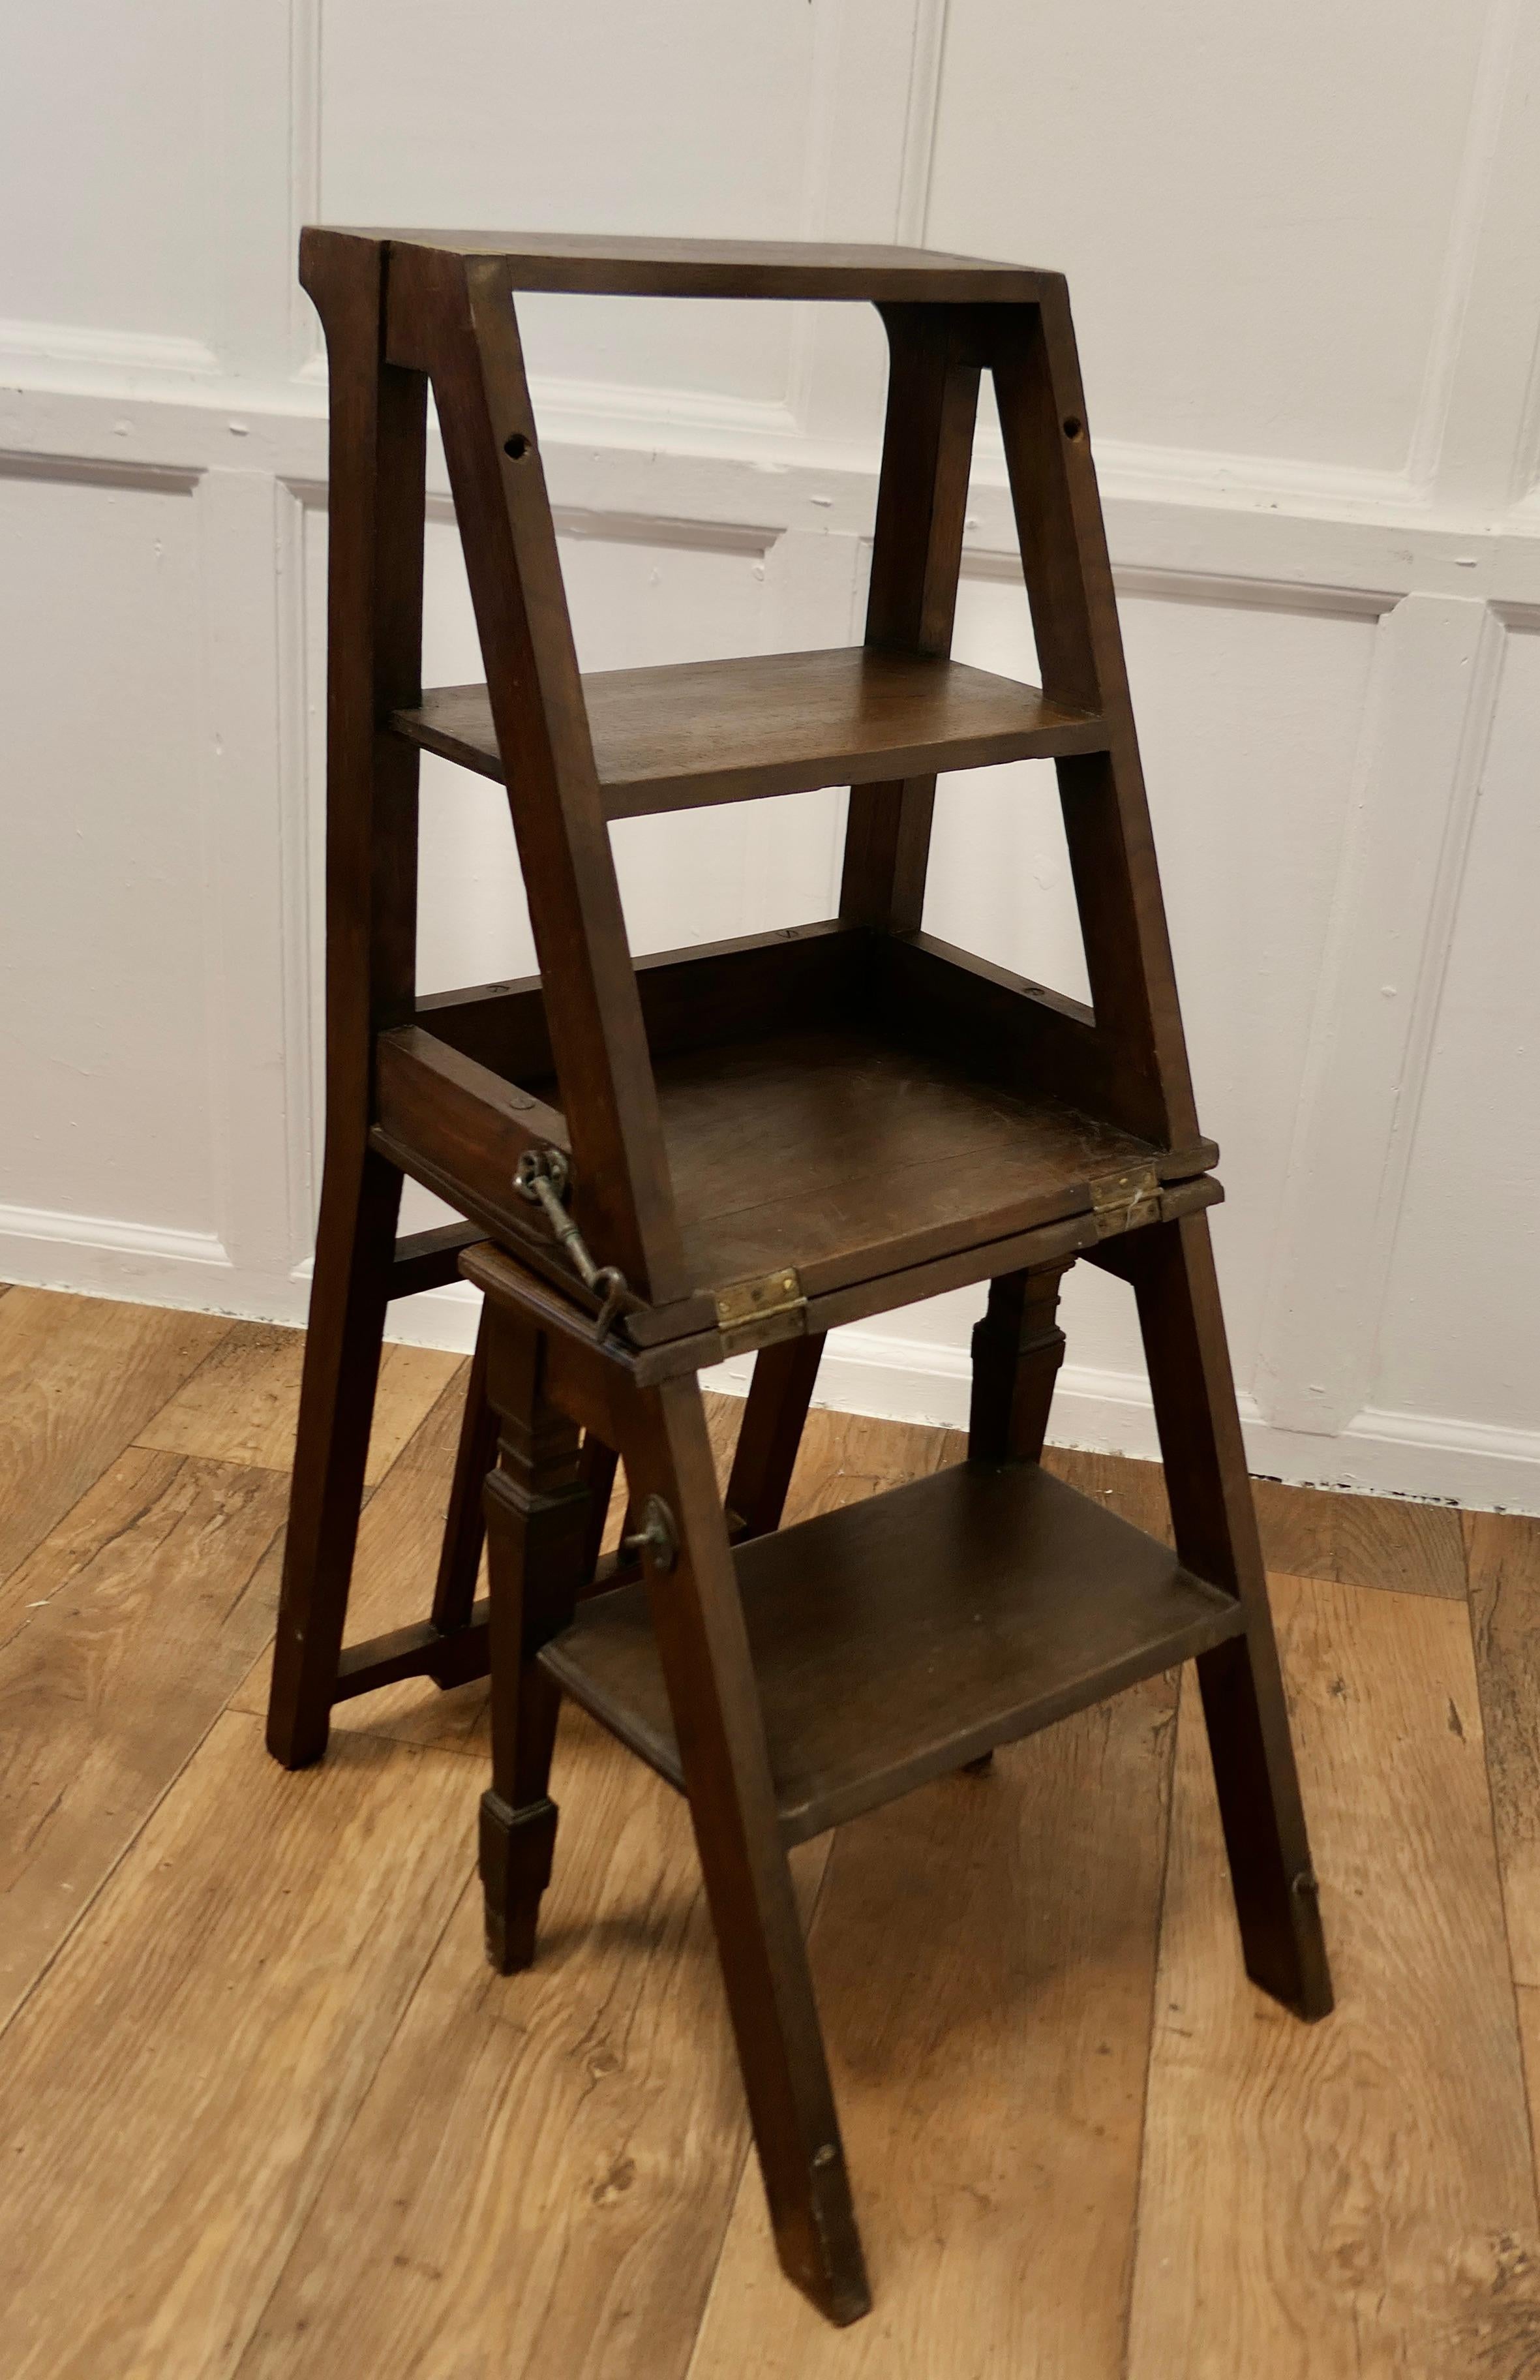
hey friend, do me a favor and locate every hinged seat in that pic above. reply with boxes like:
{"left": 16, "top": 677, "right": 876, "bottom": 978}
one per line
{"left": 265, "top": 226, "right": 1333, "bottom": 2331}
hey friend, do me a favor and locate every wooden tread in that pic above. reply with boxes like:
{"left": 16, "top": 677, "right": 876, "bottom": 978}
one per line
{"left": 357, "top": 228, "right": 1054, "bottom": 302}
{"left": 541, "top": 1461, "right": 1245, "bottom": 1844}
{"left": 390, "top": 648, "right": 1106, "bottom": 819}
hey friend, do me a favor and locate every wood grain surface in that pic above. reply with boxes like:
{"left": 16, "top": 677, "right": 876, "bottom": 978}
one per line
{"left": 1128, "top": 1576, "right": 1540, "bottom": 2377}
{"left": 237, "top": 1708, "right": 828, "bottom": 2380}
{"left": 1250, "top": 1476, "right": 1466, "bottom": 1599}
{"left": 0, "top": 1712, "right": 475, "bottom": 2380}
{"left": 0, "top": 1449, "right": 287, "bottom": 2026}
{"left": 7, "top": 1283, "right": 1540, "bottom": 2378}
{"left": 686, "top": 1680, "right": 1179, "bottom": 2379}
{"left": 136, "top": 1319, "right": 459, "bottom": 1479}
{"left": 395, "top": 648, "right": 1104, "bottom": 817}
{"left": 1467, "top": 1509, "right": 1540, "bottom": 1983}
{"left": 0, "top": 1287, "right": 228, "bottom": 1585}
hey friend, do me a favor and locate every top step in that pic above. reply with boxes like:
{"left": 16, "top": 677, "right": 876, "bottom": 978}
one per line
{"left": 323, "top": 229, "right": 1055, "bottom": 303}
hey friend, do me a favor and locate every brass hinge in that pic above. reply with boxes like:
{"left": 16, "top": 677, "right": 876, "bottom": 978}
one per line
{"left": 714, "top": 1266, "right": 808, "bottom": 1356}
{"left": 1089, "top": 1165, "right": 1162, "bottom": 1237}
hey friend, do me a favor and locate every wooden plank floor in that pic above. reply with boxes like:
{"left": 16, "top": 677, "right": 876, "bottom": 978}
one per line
{"left": 1, "top": 1282, "right": 1537, "bottom": 2377}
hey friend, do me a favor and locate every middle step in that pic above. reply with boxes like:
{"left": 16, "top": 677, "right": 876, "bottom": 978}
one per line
{"left": 391, "top": 645, "right": 1109, "bottom": 817}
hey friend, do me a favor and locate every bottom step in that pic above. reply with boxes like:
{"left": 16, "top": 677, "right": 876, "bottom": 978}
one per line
{"left": 541, "top": 1460, "right": 1245, "bottom": 1844}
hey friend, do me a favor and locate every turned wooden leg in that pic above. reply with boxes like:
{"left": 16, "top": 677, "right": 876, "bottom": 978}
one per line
{"left": 479, "top": 1318, "right": 591, "bottom": 1976}
{"left": 622, "top": 1374, "right": 870, "bottom": 2326}
{"left": 266, "top": 1146, "right": 401, "bottom": 1769}
{"left": 1113, "top": 1212, "right": 1333, "bottom": 2020}
{"left": 725, "top": 1334, "right": 826, "bottom": 1539}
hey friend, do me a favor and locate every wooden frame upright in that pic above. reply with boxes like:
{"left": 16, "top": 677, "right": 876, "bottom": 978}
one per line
{"left": 266, "top": 230, "right": 1333, "bottom": 2327}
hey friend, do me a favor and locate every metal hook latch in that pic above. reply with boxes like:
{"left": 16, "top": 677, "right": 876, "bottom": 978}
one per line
{"left": 514, "top": 1147, "right": 634, "bottom": 1338}
{"left": 622, "top": 1494, "right": 678, "bottom": 1573}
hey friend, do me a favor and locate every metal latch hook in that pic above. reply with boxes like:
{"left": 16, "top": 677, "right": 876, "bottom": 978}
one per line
{"left": 514, "top": 1147, "right": 635, "bottom": 1338}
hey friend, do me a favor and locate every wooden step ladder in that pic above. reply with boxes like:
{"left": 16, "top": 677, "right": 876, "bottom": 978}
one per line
{"left": 265, "top": 228, "right": 1332, "bottom": 2328}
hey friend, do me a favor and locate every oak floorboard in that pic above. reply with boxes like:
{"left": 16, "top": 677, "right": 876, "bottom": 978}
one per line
{"left": 1126, "top": 1576, "right": 1540, "bottom": 2379}
{"left": 237, "top": 1703, "right": 828, "bottom": 2380}
{"left": 1250, "top": 1476, "right": 1466, "bottom": 1600}
{"left": 136, "top": 1317, "right": 460, "bottom": 1479}
{"left": 1515, "top": 1987, "right": 1540, "bottom": 2220}
{"left": 0, "top": 1712, "right": 474, "bottom": 2380}
{"left": 1044, "top": 1444, "right": 1172, "bottom": 1540}
{"left": 686, "top": 1678, "right": 1178, "bottom": 2380}
{"left": 0, "top": 1450, "right": 288, "bottom": 2028}
{"left": 1466, "top": 1510, "right": 1540, "bottom": 1985}
{"left": 0, "top": 1286, "right": 230, "bottom": 1587}
{"left": 779, "top": 1405, "right": 961, "bottom": 1521}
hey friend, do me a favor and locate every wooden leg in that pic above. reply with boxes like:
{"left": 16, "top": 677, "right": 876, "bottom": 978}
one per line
{"left": 265, "top": 1146, "right": 401, "bottom": 1769}
{"left": 478, "top": 1317, "right": 592, "bottom": 1976}
{"left": 1110, "top": 1212, "right": 1333, "bottom": 2020}
{"left": 430, "top": 1302, "right": 499, "bottom": 1634}
{"left": 576, "top": 1433, "right": 621, "bottom": 1584}
{"left": 725, "top": 1333, "right": 826, "bottom": 1540}
{"left": 961, "top": 1262, "right": 1072, "bottom": 1772}
{"left": 625, "top": 1375, "right": 870, "bottom": 2326}
{"left": 967, "top": 1260, "right": 1072, "bottom": 1464}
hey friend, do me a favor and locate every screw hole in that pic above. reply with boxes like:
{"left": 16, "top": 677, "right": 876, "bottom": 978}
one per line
{"left": 503, "top": 432, "right": 531, "bottom": 461}
{"left": 1062, "top": 414, "right": 1083, "bottom": 440}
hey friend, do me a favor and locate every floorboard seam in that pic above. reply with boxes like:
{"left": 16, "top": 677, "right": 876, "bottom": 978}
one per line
{"left": 1462, "top": 1566, "right": 1540, "bottom": 2222}
{"left": 1120, "top": 1665, "right": 1184, "bottom": 2380}
{"left": 0, "top": 1687, "right": 258, "bottom": 2047}
{"left": 228, "top": 1866, "right": 480, "bottom": 2380}
{"left": 679, "top": 1832, "right": 841, "bottom": 2378}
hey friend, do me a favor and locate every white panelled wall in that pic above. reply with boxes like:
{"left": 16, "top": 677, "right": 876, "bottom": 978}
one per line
{"left": 2, "top": 0, "right": 1537, "bottom": 1508}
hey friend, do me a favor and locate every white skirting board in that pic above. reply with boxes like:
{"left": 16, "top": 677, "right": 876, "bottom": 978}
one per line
{"left": 5, "top": 1220, "right": 1533, "bottom": 1518}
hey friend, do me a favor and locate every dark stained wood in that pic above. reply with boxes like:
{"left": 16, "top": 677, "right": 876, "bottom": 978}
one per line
{"left": 418, "top": 919, "right": 860, "bottom": 1080}
{"left": 969, "top": 1262, "right": 1072, "bottom": 1465}
{"left": 272, "top": 229, "right": 1327, "bottom": 2332}
{"left": 1096, "top": 1215, "right": 1333, "bottom": 2019}
{"left": 725, "top": 1335, "right": 826, "bottom": 1539}
{"left": 265, "top": 230, "right": 427, "bottom": 1772}
{"left": 390, "top": 236, "right": 689, "bottom": 1304}
{"left": 370, "top": 228, "right": 1054, "bottom": 304}
{"left": 387, "top": 1219, "right": 485, "bottom": 1298}
{"left": 393, "top": 648, "right": 1103, "bottom": 817}
{"left": 990, "top": 293, "right": 1202, "bottom": 1150}
{"left": 456, "top": 1177, "right": 1224, "bottom": 1388}
{"left": 543, "top": 1461, "right": 1243, "bottom": 1846}
{"left": 617, "top": 1375, "right": 869, "bottom": 2325}
{"left": 429, "top": 1305, "right": 496, "bottom": 1635}
{"left": 477, "top": 1322, "right": 592, "bottom": 1976}
{"left": 656, "top": 1028, "right": 1192, "bottom": 1290}
{"left": 380, "top": 1017, "right": 1215, "bottom": 1330}
{"left": 841, "top": 307, "right": 980, "bottom": 933}
{"left": 333, "top": 1599, "right": 491, "bottom": 1701}
{"left": 881, "top": 928, "right": 1199, "bottom": 1157}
